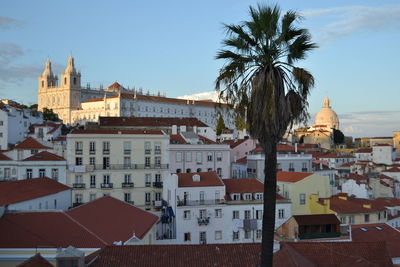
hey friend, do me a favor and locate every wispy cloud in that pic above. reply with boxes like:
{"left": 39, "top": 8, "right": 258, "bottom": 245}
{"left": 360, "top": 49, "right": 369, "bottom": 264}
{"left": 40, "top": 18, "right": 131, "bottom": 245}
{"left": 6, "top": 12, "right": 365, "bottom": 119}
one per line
{"left": 178, "top": 91, "right": 220, "bottom": 102}
{"left": 0, "top": 16, "right": 24, "bottom": 29}
{"left": 302, "top": 6, "right": 400, "bottom": 43}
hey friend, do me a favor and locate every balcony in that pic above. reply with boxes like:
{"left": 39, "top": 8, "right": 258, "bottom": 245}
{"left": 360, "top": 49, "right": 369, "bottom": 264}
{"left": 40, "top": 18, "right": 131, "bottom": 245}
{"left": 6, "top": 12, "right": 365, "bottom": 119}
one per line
{"left": 145, "top": 201, "right": 151, "bottom": 206}
{"left": 177, "top": 199, "right": 225, "bottom": 206}
{"left": 243, "top": 219, "right": 258, "bottom": 230}
{"left": 145, "top": 149, "right": 151, "bottom": 154}
{"left": 125, "top": 200, "right": 135, "bottom": 205}
{"left": 103, "top": 150, "right": 110, "bottom": 155}
{"left": 68, "top": 164, "right": 169, "bottom": 172}
{"left": 197, "top": 217, "right": 210, "bottom": 225}
{"left": 122, "top": 182, "right": 134, "bottom": 188}
{"left": 153, "top": 181, "right": 163, "bottom": 188}
{"left": 101, "top": 183, "right": 113, "bottom": 189}
{"left": 154, "top": 149, "right": 161, "bottom": 155}
{"left": 90, "top": 184, "right": 96, "bottom": 188}
{"left": 89, "top": 149, "right": 96, "bottom": 155}
{"left": 73, "top": 202, "right": 83, "bottom": 207}
{"left": 124, "top": 149, "right": 131, "bottom": 155}
{"left": 153, "top": 200, "right": 162, "bottom": 207}
{"left": 75, "top": 149, "right": 83, "bottom": 155}
{"left": 73, "top": 183, "right": 86, "bottom": 189}
{"left": 145, "top": 182, "right": 151, "bottom": 187}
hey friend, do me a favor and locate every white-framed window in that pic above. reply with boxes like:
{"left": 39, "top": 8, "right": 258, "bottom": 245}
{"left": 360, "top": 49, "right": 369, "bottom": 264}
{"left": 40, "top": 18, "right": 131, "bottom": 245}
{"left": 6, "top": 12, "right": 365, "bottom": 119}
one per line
{"left": 39, "top": 169, "right": 46, "bottom": 178}
{"left": 244, "top": 210, "right": 251, "bottom": 219}
{"left": 90, "top": 193, "right": 96, "bottom": 201}
{"left": 255, "top": 193, "right": 263, "bottom": 200}
{"left": 103, "top": 141, "right": 110, "bottom": 154}
{"left": 51, "top": 168, "right": 58, "bottom": 180}
{"left": 244, "top": 193, "right": 252, "bottom": 200}
{"left": 349, "top": 215, "right": 355, "bottom": 224}
{"left": 215, "top": 231, "right": 222, "bottom": 240}
{"left": 199, "top": 209, "right": 207, "bottom": 219}
{"left": 186, "top": 152, "right": 192, "bottom": 162}
{"left": 26, "top": 169, "right": 32, "bottom": 179}
{"left": 216, "top": 152, "right": 222, "bottom": 161}
{"left": 89, "top": 157, "right": 95, "bottom": 166}
{"left": 196, "top": 152, "right": 202, "bottom": 164}
{"left": 75, "top": 194, "right": 83, "bottom": 203}
{"left": 145, "top": 142, "right": 151, "bottom": 154}
{"left": 256, "top": 210, "right": 263, "bottom": 220}
{"left": 155, "top": 157, "right": 161, "bottom": 167}
{"left": 233, "top": 210, "right": 239, "bottom": 219}
{"left": 199, "top": 231, "right": 206, "bottom": 244}
{"left": 232, "top": 194, "right": 240, "bottom": 201}
{"left": 233, "top": 231, "right": 239, "bottom": 241}
{"left": 215, "top": 209, "right": 222, "bottom": 218}
{"left": 183, "top": 210, "right": 191, "bottom": 220}
{"left": 176, "top": 152, "right": 182, "bottom": 162}
{"left": 123, "top": 157, "right": 131, "bottom": 168}
{"left": 217, "top": 168, "right": 222, "bottom": 177}
{"left": 124, "top": 193, "right": 131, "bottom": 202}
{"left": 184, "top": 232, "right": 191, "bottom": 242}
{"left": 123, "top": 141, "right": 131, "bottom": 154}
{"left": 207, "top": 152, "right": 213, "bottom": 161}
{"left": 145, "top": 192, "right": 151, "bottom": 203}
{"left": 154, "top": 142, "right": 161, "bottom": 154}
{"left": 75, "top": 157, "right": 82, "bottom": 166}
{"left": 75, "top": 141, "right": 83, "bottom": 153}
{"left": 89, "top": 141, "right": 96, "bottom": 153}
{"left": 256, "top": 230, "right": 262, "bottom": 239}
{"left": 145, "top": 157, "right": 151, "bottom": 167}
{"left": 244, "top": 230, "right": 251, "bottom": 239}
{"left": 124, "top": 174, "right": 131, "bottom": 183}
{"left": 278, "top": 209, "right": 285, "bottom": 219}
{"left": 145, "top": 174, "right": 151, "bottom": 187}
{"left": 90, "top": 175, "right": 96, "bottom": 187}
{"left": 299, "top": 193, "right": 306, "bottom": 205}
{"left": 103, "top": 174, "right": 110, "bottom": 184}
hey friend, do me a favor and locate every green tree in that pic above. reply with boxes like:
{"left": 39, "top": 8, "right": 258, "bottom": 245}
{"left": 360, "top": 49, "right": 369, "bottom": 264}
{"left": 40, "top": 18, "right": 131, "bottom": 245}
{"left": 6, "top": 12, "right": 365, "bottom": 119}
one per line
{"left": 215, "top": 115, "right": 226, "bottom": 135}
{"left": 333, "top": 129, "right": 345, "bottom": 144}
{"left": 42, "top": 108, "right": 61, "bottom": 122}
{"left": 215, "top": 4, "right": 316, "bottom": 266}
{"left": 29, "top": 104, "right": 38, "bottom": 110}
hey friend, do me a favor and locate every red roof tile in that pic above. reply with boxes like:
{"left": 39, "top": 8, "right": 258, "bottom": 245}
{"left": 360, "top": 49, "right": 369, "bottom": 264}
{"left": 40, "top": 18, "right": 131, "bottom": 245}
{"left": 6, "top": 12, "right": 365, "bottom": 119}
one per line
{"left": 108, "top": 82, "right": 123, "bottom": 88}
{"left": 0, "top": 178, "right": 70, "bottom": 206}
{"left": 0, "top": 152, "right": 11, "bottom": 161}
{"left": 292, "top": 214, "right": 340, "bottom": 226}
{"left": 222, "top": 139, "right": 248, "bottom": 148}
{"left": 17, "top": 253, "right": 53, "bottom": 267}
{"left": 224, "top": 178, "right": 263, "bottom": 194}
{"left": 355, "top": 147, "right": 373, "bottom": 153}
{"left": 319, "top": 195, "right": 385, "bottom": 214}
{"left": 66, "top": 196, "right": 158, "bottom": 242}
{"left": 170, "top": 134, "right": 187, "bottom": 144}
{"left": 384, "top": 167, "right": 400, "bottom": 173}
{"left": 14, "top": 137, "right": 51, "bottom": 150}
{"left": 0, "top": 212, "right": 106, "bottom": 248}
{"left": 70, "top": 129, "right": 163, "bottom": 135}
{"left": 99, "top": 116, "right": 209, "bottom": 127}
{"left": 235, "top": 156, "right": 247, "bottom": 164}
{"left": 198, "top": 135, "right": 217, "bottom": 144}
{"left": 277, "top": 171, "right": 313, "bottom": 183}
{"left": 23, "top": 151, "right": 65, "bottom": 161}
{"left": 177, "top": 172, "right": 224, "bottom": 187}
{"left": 351, "top": 223, "right": 400, "bottom": 258}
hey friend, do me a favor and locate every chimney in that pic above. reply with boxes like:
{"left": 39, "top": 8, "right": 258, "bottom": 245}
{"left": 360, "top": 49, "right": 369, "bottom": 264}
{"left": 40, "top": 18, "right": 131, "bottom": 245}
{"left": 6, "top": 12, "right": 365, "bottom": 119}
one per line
{"left": 172, "top": 125, "right": 178, "bottom": 135}
{"left": 295, "top": 143, "right": 298, "bottom": 153}
{"left": 192, "top": 174, "right": 200, "bottom": 182}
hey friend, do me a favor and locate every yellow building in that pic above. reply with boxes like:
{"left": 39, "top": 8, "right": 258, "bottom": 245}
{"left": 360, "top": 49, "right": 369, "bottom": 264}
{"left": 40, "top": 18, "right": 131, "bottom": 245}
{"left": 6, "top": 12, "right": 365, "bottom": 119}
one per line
{"left": 309, "top": 193, "right": 388, "bottom": 225}
{"left": 393, "top": 131, "right": 400, "bottom": 153}
{"left": 277, "top": 172, "right": 331, "bottom": 215}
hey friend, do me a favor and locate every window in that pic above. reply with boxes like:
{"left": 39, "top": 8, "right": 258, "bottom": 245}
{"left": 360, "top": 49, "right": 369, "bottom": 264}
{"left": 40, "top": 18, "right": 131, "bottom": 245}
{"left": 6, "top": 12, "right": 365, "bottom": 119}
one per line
{"left": 54, "top": 199, "right": 57, "bottom": 209}
{"left": 256, "top": 210, "right": 263, "bottom": 220}
{"left": 200, "top": 191, "right": 205, "bottom": 203}
{"left": 302, "top": 162, "right": 308, "bottom": 171}
{"left": 75, "top": 194, "right": 83, "bottom": 204}
{"left": 199, "top": 231, "right": 206, "bottom": 244}
{"left": 255, "top": 193, "right": 263, "bottom": 200}
{"left": 51, "top": 169, "right": 58, "bottom": 180}
{"left": 89, "top": 141, "right": 96, "bottom": 154}
{"left": 184, "top": 232, "right": 191, "bottom": 242}
{"left": 256, "top": 230, "right": 262, "bottom": 239}
{"left": 90, "top": 193, "right": 96, "bottom": 201}
{"left": 145, "top": 174, "right": 151, "bottom": 187}
{"left": 89, "top": 157, "right": 95, "bottom": 166}
{"left": 186, "top": 152, "right": 192, "bottom": 162}
{"left": 155, "top": 173, "right": 161, "bottom": 182}
{"left": 244, "top": 230, "right": 251, "bottom": 239}
{"left": 176, "top": 168, "right": 181, "bottom": 173}
{"left": 215, "top": 231, "right": 222, "bottom": 240}
{"left": 216, "top": 152, "right": 222, "bottom": 161}
{"left": 103, "top": 157, "right": 110, "bottom": 169}
{"left": 145, "top": 192, "right": 151, "bottom": 204}
{"left": 31, "top": 149, "right": 38, "bottom": 155}
{"left": 215, "top": 191, "right": 220, "bottom": 200}
{"left": 123, "top": 157, "right": 131, "bottom": 168}
{"left": 244, "top": 194, "right": 252, "bottom": 201}
{"left": 145, "top": 142, "right": 151, "bottom": 154}
{"left": 232, "top": 194, "right": 240, "bottom": 201}
{"left": 278, "top": 209, "right": 284, "bottom": 219}
{"left": 155, "top": 157, "right": 161, "bottom": 168}
{"left": 197, "top": 168, "right": 202, "bottom": 172}
{"left": 299, "top": 193, "right": 306, "bottom": 205}
{"left": 233, "top": 210, "right": 239, "bottom": 219}
{"left": 233, "top": 231, "right": 239, "bottom": 241}
{"left": 184, "top": 210, "right": 191, "bottom": 220}
{"left": 196, "top": 152, "right": 202, "bottom": 164}
{"left": 26, "top": 169, "right": 32, "bottom": 179}
{"left": 124, "top": 174, "right": 131, "bottom": 183}
{"left": 154, "top": 142, "right": 161, "bottom": 154}
{"left": 123, "top": 141, "right": 131, "bottom": 154}
{"left": 155, "top": 192, "right": 161, "bottom": 201}
{"left": 103, "top": 174, "right": 110, "bottom": 184}
{"left": 215, "top": 209, "right": 222, "bottom": 218}
{"left": 207, "top": 168, "right": 212, "bottom": 172}
{"left": 75, "top": 157, "right": 82, "bottom": 166}
{"left": 364, "top": 214, "right": 370, "bottom": 222}
{"left": 186, "top": 168, "right": 191, "bottom": 173}
{"left": 349, "top": 215, "right": 355, "bottom": 224}
{"left": 90, "top": 175, "right": 96, "bottom": 188}
{"left": 244, "top": 210, "right": 251, "bottom": 219}
{"left": 39, "top": 169, "right": 46, "bottom": 178}
{"left": 75, "top": 141, "right": 83, "bottom": 154}
{"left": 176, "top": 152, "right": 182, "bottom": 162}
{"left": 217, "top": 168, "right": 222, "bottom": 177}
{"left": 145, "top": 157, "right": 151, "bottom": 167}
{"left": 277, "top": 163, "right": 282, "bottom": 171}
{"left": 207, "top": 152, "right": 213, "bottom": 161}
{"left": 340, "top": 217, "right": 346, "bottom": 224}
{"left": 124, "top": 193, "right": 131, "bottom": 203}
{"left": 103, "top": 141, "right": 110, "bottom": 154}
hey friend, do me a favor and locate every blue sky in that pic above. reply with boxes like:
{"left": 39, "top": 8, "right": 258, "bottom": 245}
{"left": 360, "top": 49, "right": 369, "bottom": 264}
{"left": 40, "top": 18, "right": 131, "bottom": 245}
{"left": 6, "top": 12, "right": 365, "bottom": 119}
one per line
{"left": 1, "top": 0, "right": 399, "bottom": 137}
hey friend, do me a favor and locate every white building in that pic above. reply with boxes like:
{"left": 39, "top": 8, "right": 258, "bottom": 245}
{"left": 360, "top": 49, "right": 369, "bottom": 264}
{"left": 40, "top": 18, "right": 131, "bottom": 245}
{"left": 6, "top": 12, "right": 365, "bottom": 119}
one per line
{"left": 169, "top": 133, "right": 231, "bottom": 178}
{"left": 0, "top": 137, "right": 66, "bottom": 184}
{"left": 28, "top": 122, "right": 63, "bottom": 143}
{"left": 38, "top": 57, "right": 234, "bottom": 128}
{"left": 66, "top": 128, "right": 169, "bottom": 209}
{"left": 0, "top": 103, "right": 43, "bottom": 150}
{"left": 0, "top": 178, "right": 71, "bottom": 213}
{"left": 372, "top": 144, "right": 396, "bottom": 165}
{"left": 160, "top": 172, "right": 291, "bottom": 244}
{"left": 354, "top": 147, "right": 373, "bottom": 161}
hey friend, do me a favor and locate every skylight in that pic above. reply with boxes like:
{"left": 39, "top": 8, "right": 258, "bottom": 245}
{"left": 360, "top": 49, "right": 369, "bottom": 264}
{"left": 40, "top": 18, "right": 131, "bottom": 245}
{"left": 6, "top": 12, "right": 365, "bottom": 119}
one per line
{"left": 375, "top": 226, "right": 383, "bottom": 231}
{"left": 360, "top": 227, "right": 368, "bottom": 232}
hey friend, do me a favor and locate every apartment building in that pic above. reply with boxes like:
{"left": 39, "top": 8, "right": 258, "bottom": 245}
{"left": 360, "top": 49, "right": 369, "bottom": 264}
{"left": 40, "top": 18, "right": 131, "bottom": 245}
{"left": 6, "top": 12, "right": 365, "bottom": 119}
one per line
{"left": 66, "top": 129, "right": 169, "bottom": 209}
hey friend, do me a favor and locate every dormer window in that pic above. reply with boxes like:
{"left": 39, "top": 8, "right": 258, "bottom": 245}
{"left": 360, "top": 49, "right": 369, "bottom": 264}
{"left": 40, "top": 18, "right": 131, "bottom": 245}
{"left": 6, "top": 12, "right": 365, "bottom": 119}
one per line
{"left": 255, "top": 193, "right": 263, "bottom": 200}
{"left": 243, "top": 193, "right": 252, "bottom": 200}
{"left": 232, "top": 194, "right": 240, "bottom": 201}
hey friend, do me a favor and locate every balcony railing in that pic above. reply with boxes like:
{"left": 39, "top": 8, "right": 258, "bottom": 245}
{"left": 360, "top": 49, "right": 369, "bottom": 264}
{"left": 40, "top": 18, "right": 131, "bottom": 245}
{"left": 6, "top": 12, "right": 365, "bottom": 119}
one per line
{"left": 101, "top": 183, "right": 113, "bottom": 189}
{"left": 153, "top": 200, "right": 162, "bottom": 207}
{"left": 154, "top": 149, "right": 161, "bottom": 154}
{"left": 73, "top": 202, "right": 83, "bottom": 207}
{"left": 89, "top": 150, "right": 96, "bottom": 155}
{"left": 68, "top": 164, "right": 169, "bottom": 172}
{"left": 73, "top": 183, "right": 86, "bottom": 189}
{"left": 177, "top": 199, "right": 225, "bottom": 206}
{"left": 122, "top": 182, "right": 134, "bottom": 188}
{"left": 145, "top": 201, "right": 151, "bottom": 206}
{"left": 197, "top": 217, "right": 210, "bottom": 225}
{"left": 145, "top": 149, "right": 151, "bottom": 154}
{"left": 153, "top": 181, "right": 163, "bottom": 188}
{"left": 145, "top": 182, "right": 151, "bottom": 187}
{"left": 103, "top": 150, "right": 110, "bottom": 155}
{"left": 75, "top": 150, "right": 83, "bottom": 155}
{"left": 124, "top": 150, "right": 131, "bottom": 155}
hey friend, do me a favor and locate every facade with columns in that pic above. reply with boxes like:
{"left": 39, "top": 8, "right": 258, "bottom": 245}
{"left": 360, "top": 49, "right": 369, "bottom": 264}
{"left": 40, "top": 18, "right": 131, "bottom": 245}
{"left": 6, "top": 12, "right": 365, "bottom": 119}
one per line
{"left": 38, "top": 57, "right": 234, "bottom": 128}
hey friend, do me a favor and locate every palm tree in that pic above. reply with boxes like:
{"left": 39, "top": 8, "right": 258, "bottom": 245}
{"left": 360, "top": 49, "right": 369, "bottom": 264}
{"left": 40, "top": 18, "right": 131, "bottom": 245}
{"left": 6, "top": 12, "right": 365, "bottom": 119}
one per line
{"left": 215, "top": 4, "right": 317, "bottom": 266}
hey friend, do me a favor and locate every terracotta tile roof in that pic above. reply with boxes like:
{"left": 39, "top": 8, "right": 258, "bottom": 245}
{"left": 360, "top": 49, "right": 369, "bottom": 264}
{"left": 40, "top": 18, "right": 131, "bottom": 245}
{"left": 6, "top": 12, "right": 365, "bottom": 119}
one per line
{"left": 351, "top": 223, "right": 400, "bottom": 258}
{"left": 70, "top": 129, "right": 163, "bottom": 135}
{"left": 320, "top": 195, "right": 385, "bottom": 214}
{"left": 223, "top": 178, "right": 263, "bottom": 194}
{"left": 170, "top": 134, "right": 187, "bottom": 144}
{"left": 235, "top": 156, "right": 247, "bottom": 164}
{"left": 198, "top": 135, "right": 217, "bottom": 144}
{"left": 277, "top": 144, "right": 295, "bottom": 152}
{"left": 0, "top": 152, "right": 11, "bottom": 161}
{"left": 378, "top": 174, "right": 395, "bottom": 181}
{"left": 222, "top": 139, "right": 248, "bottom": 148}
{"left": 292, "top": 214, "right": 340, "bottom": 226}
{"left": 17, "top": 253, "right": 53, "bottom": 267}
{"left": 22, "top": 151, "right": 65, "bottom": 161}
{"left": 384, "top": 167, "right": 400, "bottom": 173}
{"left": 339, "top": 162, "right": 354, "bottom": 167}
{"left": 275, "top": 241, "right": 392, "bottom": 267}
{"left": 177, "top": 172, "right": 224, "bottom": 187}
{"left": 355, "top": 147, "right": 373, "bottom": 153}
{"left": 348, "top": 173, "right": 368, "bottom": 182}
{"left": 108, "top": 82, "right": 123, "bottom": 88}
{"left": 87, "top": 243, "right": 261, "bottom": 267}
{"left": 0, "top": 178, "right": 70, "bottom": 206}
{"left": 14, "top": 137, "right": 51, "bottom": 150}
{"left": 66, "top": 196, "right": 158, "bottom": 241}
{"left": 99, "top": 116, "right": 209, "bottom": 127}
{"left": 277, "top": 171, "right": 313, "bottom": 183}
{"left": 0, "top": 212, "right": 106, "bottom": 248}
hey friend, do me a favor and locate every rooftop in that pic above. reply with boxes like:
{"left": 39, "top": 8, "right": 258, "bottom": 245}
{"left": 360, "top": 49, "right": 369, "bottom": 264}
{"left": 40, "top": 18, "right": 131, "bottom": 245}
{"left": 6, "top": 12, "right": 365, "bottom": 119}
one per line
{"left": 14, "top": 137, "right": 51, "bottom": 150}
{"left": 70, "top": 129, "right": 164, "bottom": 135}
{"left": 177, "top": 172, "right": 224, "bottom": 187}
{"left": 277, "top": 171, "right": 313, "bottom": 183}
{"left": 292, "top": 214, "right": 340, "bottom": 226}
{"left": 0, "top": 178, "right": 70, "bottom": 206}
{"left": 99, "top": 116, "right": 209, "bottom": 127}
{"left": 22, "top": 151, "right": 65, "bottom": 161}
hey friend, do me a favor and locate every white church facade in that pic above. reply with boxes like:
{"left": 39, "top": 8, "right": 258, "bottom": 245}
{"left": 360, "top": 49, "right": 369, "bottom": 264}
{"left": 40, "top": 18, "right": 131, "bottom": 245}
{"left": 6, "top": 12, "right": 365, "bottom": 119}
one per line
{"left": 38, "top": 57, "right": 234, "bottom": 128}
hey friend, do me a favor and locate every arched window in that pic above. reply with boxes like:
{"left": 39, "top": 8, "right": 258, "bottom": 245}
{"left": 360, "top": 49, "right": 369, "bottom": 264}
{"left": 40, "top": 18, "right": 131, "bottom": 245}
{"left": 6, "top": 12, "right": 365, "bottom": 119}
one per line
{"left": 64, "top": 77, "right": 67, "bottom": 85}
{"left": 73, "top": 77, "right": 77, "bottom": 85}
{"left": 41, "top": 80, "right": 44, "bottom": 88}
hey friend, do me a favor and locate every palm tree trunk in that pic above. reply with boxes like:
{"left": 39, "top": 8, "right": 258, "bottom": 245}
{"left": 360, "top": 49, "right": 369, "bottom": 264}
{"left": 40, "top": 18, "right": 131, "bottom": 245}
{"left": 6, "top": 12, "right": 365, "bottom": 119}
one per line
{"left": 260, "top": 142, "right": 277, "bottom": 266}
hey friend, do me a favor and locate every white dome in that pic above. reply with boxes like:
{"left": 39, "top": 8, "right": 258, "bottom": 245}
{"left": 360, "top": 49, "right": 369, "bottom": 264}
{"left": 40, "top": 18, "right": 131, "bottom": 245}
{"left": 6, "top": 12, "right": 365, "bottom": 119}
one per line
{"left": 315, "top": 97, "right": 339, "bottom": 130}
